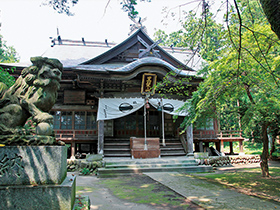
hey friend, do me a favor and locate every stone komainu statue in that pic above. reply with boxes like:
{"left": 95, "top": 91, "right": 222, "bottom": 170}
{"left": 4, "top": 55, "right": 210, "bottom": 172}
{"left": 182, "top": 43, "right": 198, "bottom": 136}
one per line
{"left": 0, "top": 57, "right": 63, "bottom": 145}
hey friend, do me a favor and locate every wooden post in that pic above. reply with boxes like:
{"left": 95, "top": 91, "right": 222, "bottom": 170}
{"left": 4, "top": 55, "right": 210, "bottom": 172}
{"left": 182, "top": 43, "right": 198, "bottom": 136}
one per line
{"left": 220, "top": 140, "right": 224, "bottom": 153}
{"left": 161, "top": 99, "right": 165, "bottom": 146}
{"left": 239, "top": 140, "right": 244, "bottom": 153}
{"left": 98, "top": 120, "right": 104, "bottom": 155}
{"left": 199, "top": 141, "right": 203, "bottom": 152}
{"left": 71, "top": 142, "right": 76, "bottom": 158}
{"left": 216, "top": 141, "right": 221, "bottom": 152}
{"left": 229, "top": 142, "right": 234, "bottom": 155}
{"left": 204, "top": 142, "right": 209, "bottom": 152}
{"left": 186, "top": 125, "right": 194, "bottom": 156}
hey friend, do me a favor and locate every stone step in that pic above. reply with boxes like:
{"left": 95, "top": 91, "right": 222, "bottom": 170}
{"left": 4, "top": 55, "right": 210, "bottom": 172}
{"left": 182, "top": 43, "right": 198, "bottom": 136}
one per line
{"left": 161, "top": 153, "right": 186, "bottom": 157}
{"left": 104, "top": 143, "right": 130, "bottom": 146}
{"left": 97, "top": 165, "right": 213, "bottom": 178}
{"left": 105, "top": 162, "right": 198, "bottom": 169}
{"left": 103, "top": 153, "right": 131, "bottom": 157}
{"left": 104, "top": 148, "right": 130, "bottom": 151}
{"left": 104, "top": 157, "right": 197, "bottom": 166}
{"left": 161, "top": 147, "right": 184, "bottom": 151}
{"left": 103, "top": 138, "right": 187, "bottom": 158}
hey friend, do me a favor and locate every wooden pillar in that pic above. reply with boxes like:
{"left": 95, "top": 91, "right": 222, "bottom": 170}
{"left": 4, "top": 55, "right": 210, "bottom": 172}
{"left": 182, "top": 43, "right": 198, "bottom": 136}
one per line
{"left": 71, "top": 142, "right": 76, "bottom": 158}
{"left": 216, "top": 141, "right": 221, "bottom": 152}
{"left": 229, "top": 142, "right": 234, "bottom": 155}
{"left": 199, "top": 141, "right": 203, "bottom": 152}
{"left": 204, "top": 142, "right": 209, "bottom": 152}
{"left": 186, "top": 125, "right": 194, "bottom": 156}
{"left": 98, "top": 120, "right": 104, "bottom": 155}
{"left": 195, "top": 143, "right": 199, "bottom": 152}
{"left": 239, "top": 140, "right": 244, "bottom": 153}
{"left": 220, "top": 140, "right": 224, "bottom": 153}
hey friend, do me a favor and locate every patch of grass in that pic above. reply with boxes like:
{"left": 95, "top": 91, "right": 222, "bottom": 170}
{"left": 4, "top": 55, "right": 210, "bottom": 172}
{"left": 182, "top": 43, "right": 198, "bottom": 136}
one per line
{"left": 193, "top": 167, "right": 280, "bottom": 202}
{"left": 101, "top": 175, "right": 191, "bottom": 209}
{"left": 223, "top": 141, "right": 263, "bottom": 155}
{"left": 73, "top": 195, "right": 90, "bottom": 210}
{"left": 76, "top": 186, "right": 96, "bottom": 194}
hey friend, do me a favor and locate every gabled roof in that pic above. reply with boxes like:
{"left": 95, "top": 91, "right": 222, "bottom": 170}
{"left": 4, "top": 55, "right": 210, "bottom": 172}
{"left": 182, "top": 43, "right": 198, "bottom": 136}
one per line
{"left": 41, "top": 28, "right": 203, "bottom": 73}
{"left": 80, "top": 29, "right": 202, "bottom": 71}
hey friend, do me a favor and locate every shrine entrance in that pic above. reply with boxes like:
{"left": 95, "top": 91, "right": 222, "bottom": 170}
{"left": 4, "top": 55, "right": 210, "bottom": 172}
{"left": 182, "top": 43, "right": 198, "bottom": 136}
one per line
{"left": 114, "top": 107, "right": 159, "bottom": 137}
{"left": 113, "top": 106, "right": 180, "bottom": 138}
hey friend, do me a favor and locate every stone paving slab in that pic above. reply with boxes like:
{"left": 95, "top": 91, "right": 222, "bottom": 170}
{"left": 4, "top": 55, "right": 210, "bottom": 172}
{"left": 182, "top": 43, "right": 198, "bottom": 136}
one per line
{"left": 145, "top": 172, "right": 280, "bottom": 210}
{"left": 75, "top": 174, "right": 156, "bottom": 210}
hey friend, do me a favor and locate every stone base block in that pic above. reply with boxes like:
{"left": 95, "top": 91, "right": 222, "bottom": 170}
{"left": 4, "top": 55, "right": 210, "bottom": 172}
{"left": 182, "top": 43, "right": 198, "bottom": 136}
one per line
{"left": 131, "top": 149, "right": 161, "bottom": 159}
{"left": 130, "top": 137, "right": 160, "bottom": 159}
{"left": 0, "top": 146, "right": 67, "bottom": 186}
{"left": 0, "top": 175, "right": 76, "bottom": 210}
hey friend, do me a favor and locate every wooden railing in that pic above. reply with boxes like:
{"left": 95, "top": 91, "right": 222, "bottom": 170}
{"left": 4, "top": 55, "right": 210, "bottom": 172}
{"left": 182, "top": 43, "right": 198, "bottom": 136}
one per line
{"left": 193, "top": 130, "right": 218, "bottom": 140}
{"left": 54, "top": 129, "right": 98, "bottom": 140}
{"left": 193, "top": 130, "right": 243, "bottom": 141}
{"left": 217, "top": 130, "right": 243, "bottom": 140}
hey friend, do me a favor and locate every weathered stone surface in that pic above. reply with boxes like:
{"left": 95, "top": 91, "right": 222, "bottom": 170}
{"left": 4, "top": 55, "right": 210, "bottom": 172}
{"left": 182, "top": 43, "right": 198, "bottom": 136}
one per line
{"left": 0, "top": 57, "right": 62, "bottom": 145}
{"left": 194, "top": 152, "right": 209, "bottom": 159}
{"left": 0, "top": 135, "right": 58, "bottom": 146}
{"left": 0, "top": 174, "right": 76, "bottom": 210}
{"left": 86, "top": 154, "right": 103, "bottom": 162}
{"left": 0, "top": 146, "right": 67, "bottom": 186}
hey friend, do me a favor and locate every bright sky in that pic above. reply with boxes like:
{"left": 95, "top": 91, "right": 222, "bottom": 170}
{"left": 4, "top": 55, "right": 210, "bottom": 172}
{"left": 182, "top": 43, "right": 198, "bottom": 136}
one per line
{"left": 0, "top": 0, "right": 217, "bottom": 63}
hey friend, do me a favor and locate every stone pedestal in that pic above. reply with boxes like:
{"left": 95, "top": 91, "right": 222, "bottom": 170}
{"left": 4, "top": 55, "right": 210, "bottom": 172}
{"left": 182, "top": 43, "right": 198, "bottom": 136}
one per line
{"left": 130, "top": 137, "right": 160, "bottom": 159}
{"left": 0, "top": 146, "right": 76, "bottom": 210}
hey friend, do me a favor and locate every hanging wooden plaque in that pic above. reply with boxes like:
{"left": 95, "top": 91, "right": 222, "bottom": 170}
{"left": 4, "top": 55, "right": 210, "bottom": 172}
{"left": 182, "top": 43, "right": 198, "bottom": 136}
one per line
{"left": 141, "top": 73, "right": 157, "bottom": 95}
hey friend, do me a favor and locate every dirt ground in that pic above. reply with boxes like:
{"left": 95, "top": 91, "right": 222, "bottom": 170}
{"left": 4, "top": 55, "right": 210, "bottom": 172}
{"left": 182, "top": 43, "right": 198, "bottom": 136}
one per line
{"left": 104, "top": 174, "right": 205, "bottom": 210}
{"left": 75, "top": 160, "right": 280, "bottom": 210}
{"left": 75, "top": 173, "right": 205, "bottom": 210}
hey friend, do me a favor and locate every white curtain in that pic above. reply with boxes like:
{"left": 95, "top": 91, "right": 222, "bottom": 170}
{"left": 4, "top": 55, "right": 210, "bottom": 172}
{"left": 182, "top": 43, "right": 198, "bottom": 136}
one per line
{"left": 149, "top": 98, "right": 189, "bottom": 116}
{"left": 97, "top": 97, "right": 189, "bottom": 121}
{"left": 97, "top": 98, "right": 145, "bottom": 121}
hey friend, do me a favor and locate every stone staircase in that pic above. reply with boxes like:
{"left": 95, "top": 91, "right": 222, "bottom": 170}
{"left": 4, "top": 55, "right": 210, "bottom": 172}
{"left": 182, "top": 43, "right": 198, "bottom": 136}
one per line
{"left": 160, "top": 138, "right": 186, "bottom": 157}
{"left": 104, "top": 138, "right": 186, "bottom": 158}
{"left": 104, "top": 138, "right": 131, "bottom": 158}
{"left": 97, "top": 157, "right": 213, "bottom": 178}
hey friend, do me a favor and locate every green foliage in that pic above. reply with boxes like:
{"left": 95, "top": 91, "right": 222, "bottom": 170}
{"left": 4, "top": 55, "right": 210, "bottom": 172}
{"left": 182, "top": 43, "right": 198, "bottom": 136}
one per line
{"left": 0, "top": 35, "right": 19, "bottom": 63}
{"left": 155, "top": 71, "right": 191, "bottom": 97}
{"left": 155, "top": 1, "right": 280, "bottom": 144}
{"left": 121, "top": 0, "right": 151, "bottom": 20}
{"left": 80, "top": 168, "right": 91, "bottom": 175}
{"left": 42, "top": 0, "right": 79, "bottom": 16}
{"left": 222, "top": 141, "right": 263, "bottom": 155}
{"left": 154, "top": 11, "right": 226, "bottom": 72}
{"left": 0, "top": 35, "right": 18, "bottom": 88}
{"left": 0, "top": 67, "right": 15, "bottom": 87}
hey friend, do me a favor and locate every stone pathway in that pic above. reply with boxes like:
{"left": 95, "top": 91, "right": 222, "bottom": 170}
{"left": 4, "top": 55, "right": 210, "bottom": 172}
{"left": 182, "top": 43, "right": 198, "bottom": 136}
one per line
{"left": 75, "top": 175, "right": 156, "bottom": 210}
{"left": 145, "top": 172, "right": 280, "bottom": 210}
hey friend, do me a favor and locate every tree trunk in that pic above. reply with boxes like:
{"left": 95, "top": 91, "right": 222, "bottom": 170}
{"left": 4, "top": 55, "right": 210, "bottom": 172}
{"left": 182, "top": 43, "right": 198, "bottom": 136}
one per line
{"left": 260, "top": 0, "right": 280, "bottom": 40}
{"left": 260, "top": 122, "right": 270, "bottom": 177}
{"left": 269, "top": 135, "right": 276, "bottom": 159}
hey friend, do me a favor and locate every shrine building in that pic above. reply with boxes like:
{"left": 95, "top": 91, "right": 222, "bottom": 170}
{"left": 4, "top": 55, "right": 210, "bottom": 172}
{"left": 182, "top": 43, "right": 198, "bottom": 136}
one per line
{"left": 1, "top": 28, "right": 244, "bottom": 158}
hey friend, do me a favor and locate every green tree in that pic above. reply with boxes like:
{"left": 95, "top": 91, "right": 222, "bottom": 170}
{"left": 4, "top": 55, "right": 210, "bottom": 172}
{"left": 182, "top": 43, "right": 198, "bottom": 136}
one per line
{"left": 0, "top": 35, "right": 19, "bottom": 63}
{"left": 155, "top": 1, "right": 280, "bottom": 177}
{"left": 42, "top": 0, "right": 79, "bottom": 16}
{"left": 0, "top": 35, "right": 18, "bottom": 87}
